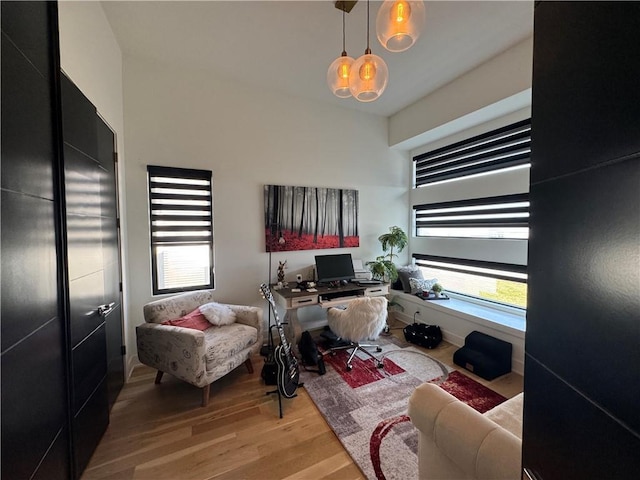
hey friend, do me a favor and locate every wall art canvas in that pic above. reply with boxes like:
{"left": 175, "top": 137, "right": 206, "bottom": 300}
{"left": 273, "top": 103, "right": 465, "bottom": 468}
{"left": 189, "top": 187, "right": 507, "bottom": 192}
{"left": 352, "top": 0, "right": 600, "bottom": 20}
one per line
{"left": 264, "top": 184, "right": 359, "bottom": 252}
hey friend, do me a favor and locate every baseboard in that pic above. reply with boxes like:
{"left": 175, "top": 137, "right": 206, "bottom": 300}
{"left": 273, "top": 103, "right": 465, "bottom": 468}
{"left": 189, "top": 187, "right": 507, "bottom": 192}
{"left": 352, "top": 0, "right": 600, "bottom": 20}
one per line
{"left": 126, "top": 353, "right": 141, "bottom": 380}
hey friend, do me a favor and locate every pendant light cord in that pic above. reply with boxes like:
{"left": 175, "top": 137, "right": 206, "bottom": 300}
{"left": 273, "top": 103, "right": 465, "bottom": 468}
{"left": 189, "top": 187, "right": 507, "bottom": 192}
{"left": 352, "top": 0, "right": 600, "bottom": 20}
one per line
{"left": 342, "top": 8, "right": 347, "bottom": 55}
{"left": 366, "top": 0, "right": 371, "bottom": 53}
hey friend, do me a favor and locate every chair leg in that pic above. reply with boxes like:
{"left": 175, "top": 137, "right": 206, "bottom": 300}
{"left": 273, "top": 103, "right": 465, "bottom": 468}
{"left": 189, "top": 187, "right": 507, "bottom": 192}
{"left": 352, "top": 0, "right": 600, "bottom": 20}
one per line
{"left": 346, "top": 347, "right": 359, "bottom": 366}
{"left": 155, "top": 370, "right": 164, "bottom": 384}
{"left": 244, "top": 358, "right": 254, "bottom": 374}
{"left": 201, "top": 384, "right": 210, "bottom": 407}
{"left": 356, "top": 343, "right": 385, "bottom": 368}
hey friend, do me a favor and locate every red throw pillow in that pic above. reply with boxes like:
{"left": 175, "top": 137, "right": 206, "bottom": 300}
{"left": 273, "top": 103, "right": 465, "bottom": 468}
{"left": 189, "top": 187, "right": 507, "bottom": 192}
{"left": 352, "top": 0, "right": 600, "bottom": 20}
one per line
{"left": 162, "top": 308, "right": 211, "bottom": 331}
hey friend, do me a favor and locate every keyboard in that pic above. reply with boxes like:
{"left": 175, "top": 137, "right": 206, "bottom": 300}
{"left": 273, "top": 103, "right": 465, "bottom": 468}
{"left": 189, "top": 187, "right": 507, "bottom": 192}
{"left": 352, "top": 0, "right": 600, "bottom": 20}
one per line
{"left": 356, "top": 280, "right": 382, "bottom": 285}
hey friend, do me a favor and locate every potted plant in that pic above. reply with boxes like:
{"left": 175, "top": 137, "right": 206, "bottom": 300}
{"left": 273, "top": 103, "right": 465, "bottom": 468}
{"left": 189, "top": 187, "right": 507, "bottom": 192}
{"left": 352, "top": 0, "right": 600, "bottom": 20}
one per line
{"left": 366, "top": 226, "right": 408, "bottom": 282}
{"left": 432, "top": 283, "right": 444, "bottom": 297}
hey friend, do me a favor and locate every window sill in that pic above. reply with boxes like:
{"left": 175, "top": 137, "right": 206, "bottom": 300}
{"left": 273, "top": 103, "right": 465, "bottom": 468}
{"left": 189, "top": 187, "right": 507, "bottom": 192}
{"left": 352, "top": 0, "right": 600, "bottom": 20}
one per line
{"left": 389, "top": 290, "right": 526, "bottom": 337}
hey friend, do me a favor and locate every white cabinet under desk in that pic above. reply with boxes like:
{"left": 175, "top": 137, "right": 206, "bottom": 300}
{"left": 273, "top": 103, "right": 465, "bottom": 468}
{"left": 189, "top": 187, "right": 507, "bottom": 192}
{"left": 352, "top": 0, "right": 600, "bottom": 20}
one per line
{"left": 271, "top": 282, "right": 389, "bottom": 353}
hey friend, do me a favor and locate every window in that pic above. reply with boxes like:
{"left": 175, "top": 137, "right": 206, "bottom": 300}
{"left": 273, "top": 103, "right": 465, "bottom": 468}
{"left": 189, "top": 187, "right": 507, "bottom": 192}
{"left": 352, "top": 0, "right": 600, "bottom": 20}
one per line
{"left": 413, "top": 255, "right": 527, "bottom": 309}
{"left": 414, "top": 193, "right": 529, "bottom": 239}
{"left": 410, "top": 118, "right": 530, "bottom": 312}
{"left": 147, "top": 165, "right": 214, "bottom": 295}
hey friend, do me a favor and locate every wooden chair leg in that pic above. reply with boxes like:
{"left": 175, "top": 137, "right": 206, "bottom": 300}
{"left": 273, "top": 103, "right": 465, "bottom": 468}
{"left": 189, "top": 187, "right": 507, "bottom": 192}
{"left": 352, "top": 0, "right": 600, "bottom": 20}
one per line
{"left": 201, "top": 384, "right": 210, "bottom": 407}
{"left": 244, "top": 358, "right": 254, "bottom": 374}
{"left": 155, "top": 370, "right": 164, "bottom": 384}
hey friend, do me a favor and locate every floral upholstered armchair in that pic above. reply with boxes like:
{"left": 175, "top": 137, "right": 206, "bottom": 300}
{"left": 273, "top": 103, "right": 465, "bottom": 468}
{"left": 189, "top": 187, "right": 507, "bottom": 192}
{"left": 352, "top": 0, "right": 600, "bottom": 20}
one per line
{"left": 136, "top": 289, "right": 263, "bottom": 407}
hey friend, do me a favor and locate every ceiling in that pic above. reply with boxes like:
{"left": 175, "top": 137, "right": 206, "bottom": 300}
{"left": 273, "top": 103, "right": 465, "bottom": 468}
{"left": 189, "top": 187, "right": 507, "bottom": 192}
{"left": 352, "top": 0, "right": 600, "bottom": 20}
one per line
{"left": 101, "top": 1, "right": 534, "bottom": 118}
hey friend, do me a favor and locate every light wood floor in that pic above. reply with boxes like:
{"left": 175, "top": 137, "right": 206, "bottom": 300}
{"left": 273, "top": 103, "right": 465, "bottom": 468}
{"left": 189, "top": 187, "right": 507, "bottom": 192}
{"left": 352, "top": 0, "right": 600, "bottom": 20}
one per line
{"left": 82, "top": 318, "right": 523, "bottom": 479}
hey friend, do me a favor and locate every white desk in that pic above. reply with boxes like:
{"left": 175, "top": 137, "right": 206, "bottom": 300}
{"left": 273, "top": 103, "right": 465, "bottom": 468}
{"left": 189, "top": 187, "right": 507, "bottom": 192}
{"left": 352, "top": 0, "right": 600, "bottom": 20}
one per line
{"left": 271, "top": 282, "right": 389, "bottom": 353}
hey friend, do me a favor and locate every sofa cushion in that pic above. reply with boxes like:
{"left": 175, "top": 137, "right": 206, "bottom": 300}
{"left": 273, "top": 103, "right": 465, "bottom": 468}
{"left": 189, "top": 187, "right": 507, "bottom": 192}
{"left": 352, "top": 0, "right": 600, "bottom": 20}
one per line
{"left": 203, "top": 323, "right": 257, "bottom": 371}
{"left": 397, "top": 266, "right": 424, "bottom": 293}
{"left": 200, "top": 302, "right": 236, "bottom": 326}
{"left": 162, "top": 307, "right": 211, "bottom": 331}
{"left": 408, "top": 277, "right": 438, "bottom": 295}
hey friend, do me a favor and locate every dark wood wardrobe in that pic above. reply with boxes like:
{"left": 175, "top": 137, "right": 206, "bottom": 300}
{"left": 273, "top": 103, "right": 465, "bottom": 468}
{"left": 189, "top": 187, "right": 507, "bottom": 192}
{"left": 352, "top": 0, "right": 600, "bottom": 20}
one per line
{"left": 1, "top": 2, "right": 124, "bottom": 478}
{"left": 523, "top": 2, "right": 640, "bottom": 479}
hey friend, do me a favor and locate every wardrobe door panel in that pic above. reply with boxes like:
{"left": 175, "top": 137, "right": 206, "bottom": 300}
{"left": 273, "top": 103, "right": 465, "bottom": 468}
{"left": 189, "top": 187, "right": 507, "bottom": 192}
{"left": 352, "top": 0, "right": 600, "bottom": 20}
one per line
{"left": 68, "top": 270, "right": 105, "bottom": 349}
{"left": 523, "top": 357, "right": 640, "bottom": 479}
{"left": 72, "top": 324, "right": 107, "bottom": 413}
{"left": 61, "top": 75, "right": 97, "bottom": 160}
{"left": 0, "top": 35, "right": 54, "bottom": 199}
{"left": 1, "top": 318, "right": 67, "bottom": 480}
{"left": 64, "top": 144, "right": 102, "bottom": 217}
{"left": 0, "top": 190, "right": 57, "bottom": 351}
{"left": 66, "top": 211, "right": 104, "bottom": 283}
{"left": 527, "top": 142, "right": 640, "bottom": 434}
{"left": 0, "top": 1, "right": 52, "bottom": 80}
{"left": 530, "top": 2, "right": 640, "bottom": 184}
{"left": 73, "top": 379, "right": 109, "bottom": 475}
{"left": 31, "top": 428, "right": 70, "bottom": 480}
{"left": 105, "top": 304, "right": 124, "bottom": 408}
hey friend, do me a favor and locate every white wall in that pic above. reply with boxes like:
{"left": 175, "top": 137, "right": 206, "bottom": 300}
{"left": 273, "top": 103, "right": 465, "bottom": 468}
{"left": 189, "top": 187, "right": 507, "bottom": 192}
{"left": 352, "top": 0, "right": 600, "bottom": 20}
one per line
{"left": 389, "top": 36, "right": 533, "bottom": 149}
{"left": 57, "top": 2, "right": 132, "bottom": 369}
{"left": 122, "top": 55, "right": 410, "bottom": 369}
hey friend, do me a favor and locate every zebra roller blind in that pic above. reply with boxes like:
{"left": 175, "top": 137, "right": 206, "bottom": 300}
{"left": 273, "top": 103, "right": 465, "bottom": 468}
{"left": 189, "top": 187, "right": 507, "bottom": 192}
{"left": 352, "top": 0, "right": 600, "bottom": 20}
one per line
{"left": 147, "top": 165, "right": 214, "bottom": 294}
{"left": 414, "top": 119, "right": 531, "bottom": 186}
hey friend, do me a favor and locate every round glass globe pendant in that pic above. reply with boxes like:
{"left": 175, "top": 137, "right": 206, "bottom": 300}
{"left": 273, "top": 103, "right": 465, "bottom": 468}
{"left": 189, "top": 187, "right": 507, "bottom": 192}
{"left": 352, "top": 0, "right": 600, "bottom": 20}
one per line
{"left": 327, "top": 52, "right": 355, "bottom": 98}
{"left": 327, "top": 6, "right": 355, "bottom": 98}
{"left": 349, "top": 48, "right": 388, "bottom": 102}
{"left": 376, "top": 0, "right": 426, "bottom": 53}
{"left": 349, "top": 0, "right": 389, "bottom": 102}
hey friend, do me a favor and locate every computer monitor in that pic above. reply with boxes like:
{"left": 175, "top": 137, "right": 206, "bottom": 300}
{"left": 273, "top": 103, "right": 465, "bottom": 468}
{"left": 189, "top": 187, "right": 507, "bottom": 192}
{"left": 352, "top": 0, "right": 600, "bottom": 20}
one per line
{"left": 315, "top": 253, "right": 355, "bottom": 284}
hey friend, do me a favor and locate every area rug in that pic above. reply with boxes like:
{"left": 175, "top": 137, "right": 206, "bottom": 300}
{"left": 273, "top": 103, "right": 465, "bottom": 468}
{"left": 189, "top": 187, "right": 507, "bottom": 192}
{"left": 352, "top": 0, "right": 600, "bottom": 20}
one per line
{"left": 300, "top": 335, "right": 508, "bottom": 480}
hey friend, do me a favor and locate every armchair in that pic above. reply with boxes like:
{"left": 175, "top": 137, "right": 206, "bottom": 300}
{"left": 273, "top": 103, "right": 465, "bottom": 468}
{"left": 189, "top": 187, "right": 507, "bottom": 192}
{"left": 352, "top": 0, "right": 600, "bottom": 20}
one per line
{"left": 136, "top": 289, "right": 263, "bottom": 406}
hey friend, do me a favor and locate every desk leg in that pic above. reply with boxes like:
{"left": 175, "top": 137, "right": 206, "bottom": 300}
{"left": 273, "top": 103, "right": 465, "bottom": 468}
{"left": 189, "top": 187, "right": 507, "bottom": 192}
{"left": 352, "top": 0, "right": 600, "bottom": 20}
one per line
{"left": 283, "top": 309, "right": 302, "bottom": 356}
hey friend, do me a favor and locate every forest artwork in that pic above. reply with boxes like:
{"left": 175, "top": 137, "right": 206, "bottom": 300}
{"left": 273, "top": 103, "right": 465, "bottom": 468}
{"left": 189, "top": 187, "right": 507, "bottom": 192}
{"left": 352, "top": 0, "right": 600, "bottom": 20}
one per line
{"left": 264, "top": 184, "right": 359, "bottom": 252}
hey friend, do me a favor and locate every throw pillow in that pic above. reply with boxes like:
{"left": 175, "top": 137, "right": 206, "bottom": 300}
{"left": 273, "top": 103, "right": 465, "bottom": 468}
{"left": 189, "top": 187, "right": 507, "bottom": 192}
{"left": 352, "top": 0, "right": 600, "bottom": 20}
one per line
{"left": 409, "top": 277, "right": 438, "bottom": 295}
{"left": 200, "top": 302, "right": 236, "bottom": 326}
{"left": 398, "top": 268, "right": 424, "bottom": 293}
{"left": 162, "top": 308, "right": 211, "bottom": 331}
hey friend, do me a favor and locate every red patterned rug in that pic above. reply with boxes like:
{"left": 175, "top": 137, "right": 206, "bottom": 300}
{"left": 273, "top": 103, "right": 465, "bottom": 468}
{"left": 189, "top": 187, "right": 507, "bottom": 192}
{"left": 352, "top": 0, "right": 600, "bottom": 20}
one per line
{"left": 438, "top": 370, "right": 507, "bottom": 413}
{"left": 301, "top": 335, "right": 510, "bottom": 480}
{"left": 321, "top": 348, "right": 406, "bottom": 388}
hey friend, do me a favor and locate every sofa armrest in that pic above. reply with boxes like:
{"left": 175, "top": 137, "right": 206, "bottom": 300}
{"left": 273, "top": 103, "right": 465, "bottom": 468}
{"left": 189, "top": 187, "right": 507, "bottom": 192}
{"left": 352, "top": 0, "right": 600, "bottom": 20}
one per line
{"left": 228, "top": 305, "right": 264, "bottom": 343}
{"left": 136, "top": 323, "right": 208, "bottom": 387}
{"left": 408, "top": 383, "right": 521, "bottom": 480}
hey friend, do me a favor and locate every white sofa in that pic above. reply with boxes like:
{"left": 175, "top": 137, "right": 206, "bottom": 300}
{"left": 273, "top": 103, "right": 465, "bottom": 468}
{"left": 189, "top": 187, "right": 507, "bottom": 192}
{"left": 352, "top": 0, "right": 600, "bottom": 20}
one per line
{"left": 137, "top": 289, "right": 263, "bottom": 406}
{"left": 408, "top": 382, "right": 523, "bottom": 480}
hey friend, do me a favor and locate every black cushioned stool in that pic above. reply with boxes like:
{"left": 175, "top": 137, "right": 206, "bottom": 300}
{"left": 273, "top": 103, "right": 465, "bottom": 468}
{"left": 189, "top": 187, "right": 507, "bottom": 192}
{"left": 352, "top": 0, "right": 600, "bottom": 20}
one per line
{"left": 453, "top": 331, "right": 512, "bottom": 380}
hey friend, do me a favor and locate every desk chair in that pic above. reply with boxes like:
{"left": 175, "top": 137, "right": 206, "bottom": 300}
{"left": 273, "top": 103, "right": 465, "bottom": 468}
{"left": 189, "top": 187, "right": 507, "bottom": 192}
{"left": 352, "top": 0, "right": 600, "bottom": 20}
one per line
{"left": 326, "top": 296, "right": 388, "bottom": 371}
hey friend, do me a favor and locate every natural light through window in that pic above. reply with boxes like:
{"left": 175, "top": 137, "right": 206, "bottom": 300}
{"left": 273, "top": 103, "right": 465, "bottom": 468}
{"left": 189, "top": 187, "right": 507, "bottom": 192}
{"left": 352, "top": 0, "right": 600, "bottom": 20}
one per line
{"left": 417, "top": 264, "right": 527, "bottom": 309}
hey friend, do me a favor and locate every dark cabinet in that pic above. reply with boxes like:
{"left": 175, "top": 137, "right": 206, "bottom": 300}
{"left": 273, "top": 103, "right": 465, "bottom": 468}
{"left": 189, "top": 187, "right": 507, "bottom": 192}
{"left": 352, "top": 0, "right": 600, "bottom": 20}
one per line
{"left": 524, "top": 2, "right": 640, "bottom": 479}
{"left": 1, "top": 2, "right": 70, "bottom": 479}
{"left": 1, "top": 2, "right": 124, "bottom": 478}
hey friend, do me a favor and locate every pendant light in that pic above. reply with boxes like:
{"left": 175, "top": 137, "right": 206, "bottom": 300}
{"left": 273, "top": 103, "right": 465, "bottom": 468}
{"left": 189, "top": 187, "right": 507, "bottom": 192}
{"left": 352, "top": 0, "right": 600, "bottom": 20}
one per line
{"left": 327, "top": 6, "right": 355, "bottom": 98}
{"left": 376, "top": 0, "right": 426, "bottom": 53}
{"left": 349, "top": 0, "right": 389, "bottom": 102}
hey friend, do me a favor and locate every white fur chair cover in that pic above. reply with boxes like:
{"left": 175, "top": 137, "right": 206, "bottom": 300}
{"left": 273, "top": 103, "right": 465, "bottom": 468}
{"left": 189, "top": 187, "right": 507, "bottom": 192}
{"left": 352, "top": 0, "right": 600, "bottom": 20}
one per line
{"left": 327, "top": 296, "right": 388, "bottom": 342}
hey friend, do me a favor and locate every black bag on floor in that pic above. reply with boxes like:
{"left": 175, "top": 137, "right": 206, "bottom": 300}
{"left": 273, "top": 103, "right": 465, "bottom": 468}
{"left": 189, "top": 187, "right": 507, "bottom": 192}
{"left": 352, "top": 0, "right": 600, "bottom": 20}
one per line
{"left": 261, "top": 345, "right": 278, "bottom": 385}
{"left": 298, "top": 331, "right": 326, "bottom": 375}
{"left": 403, "top": 322, "right": 443, "bottom": 349}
